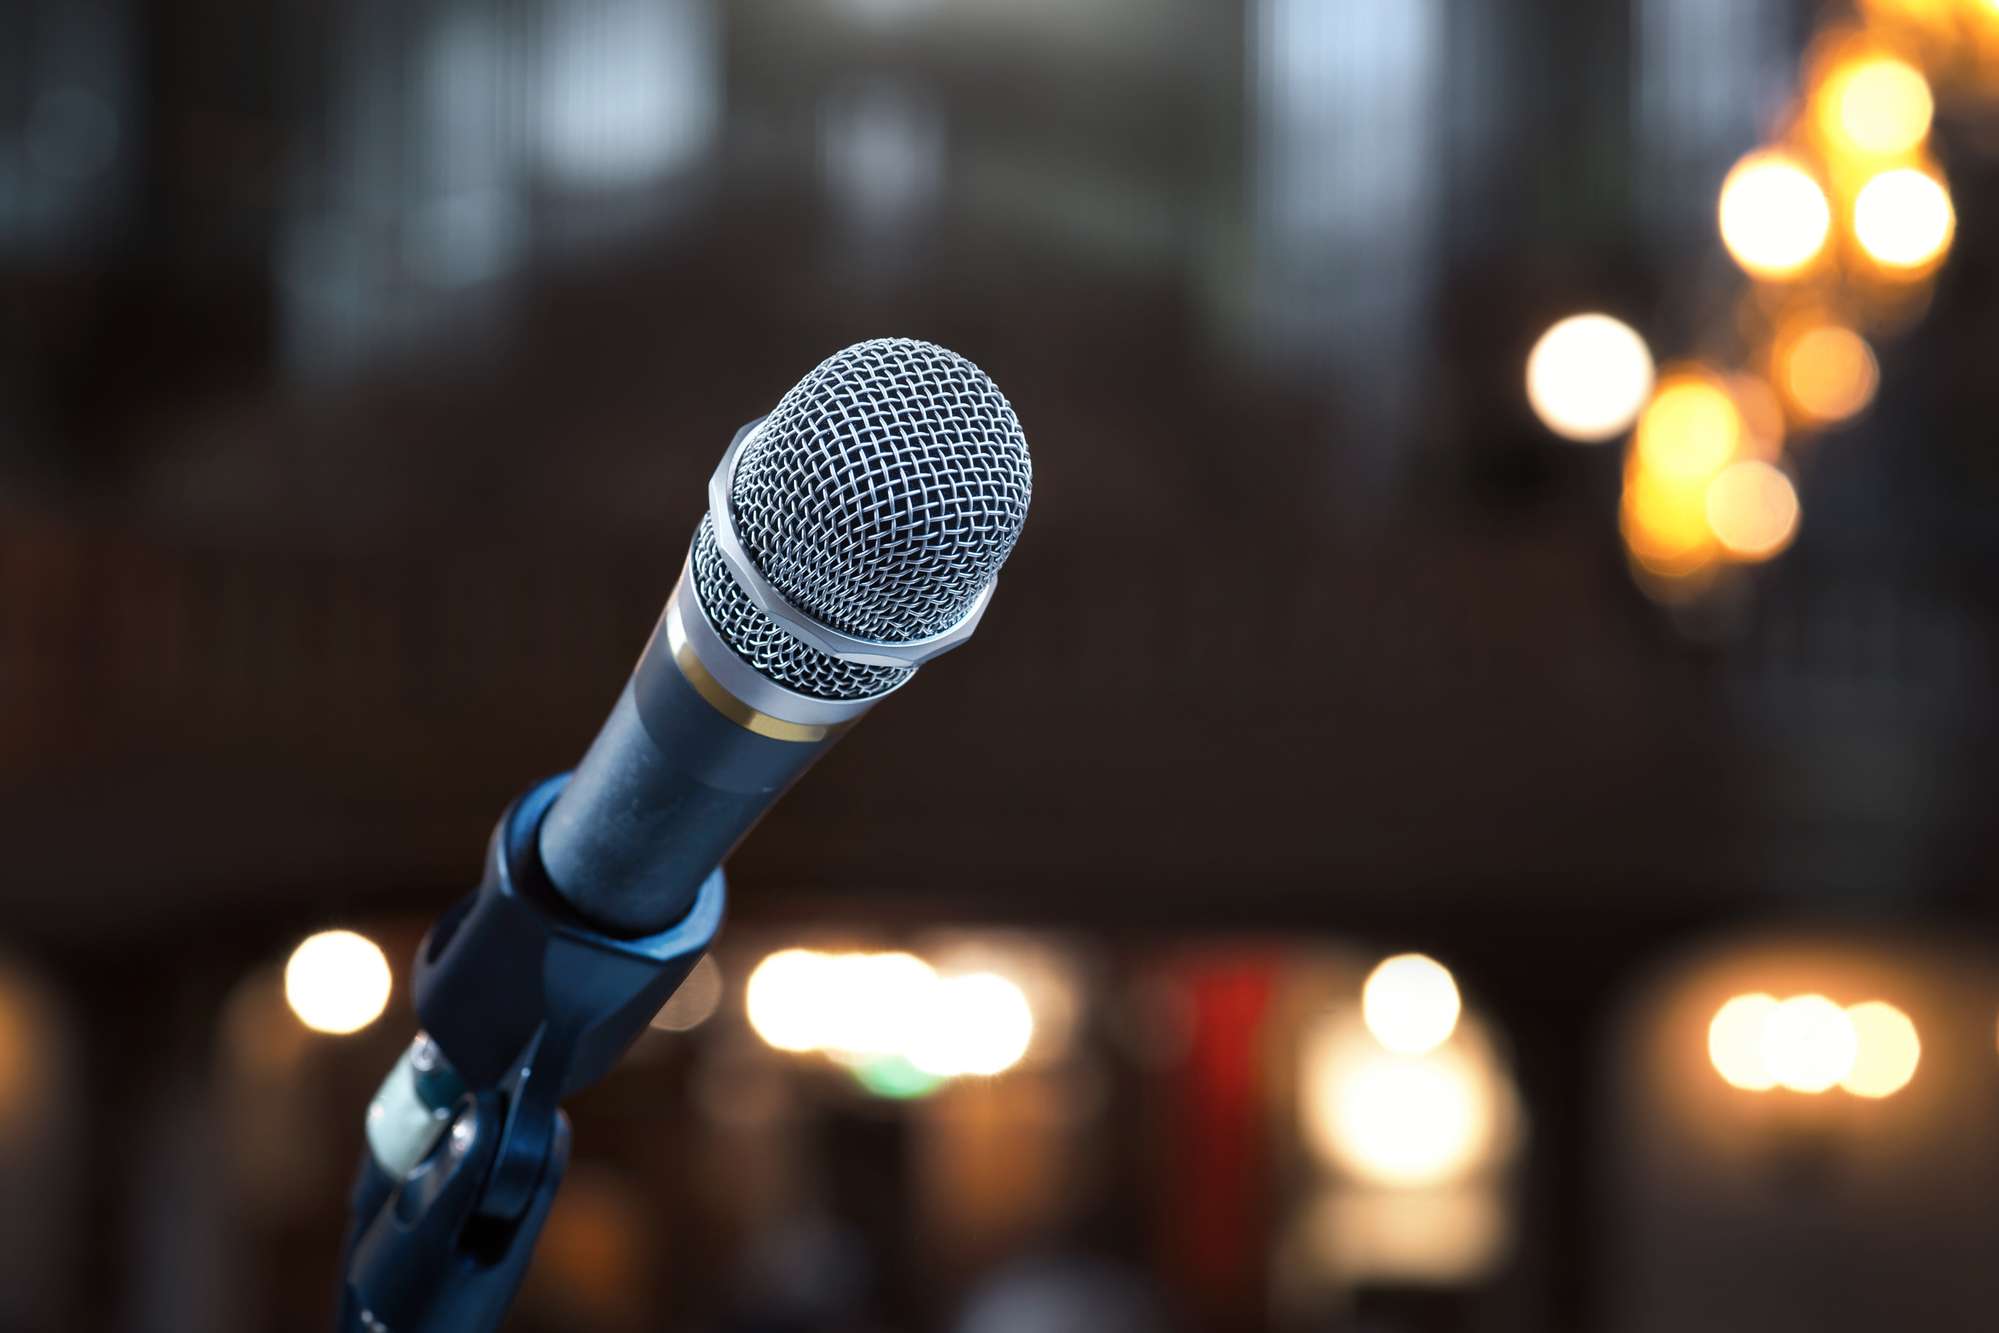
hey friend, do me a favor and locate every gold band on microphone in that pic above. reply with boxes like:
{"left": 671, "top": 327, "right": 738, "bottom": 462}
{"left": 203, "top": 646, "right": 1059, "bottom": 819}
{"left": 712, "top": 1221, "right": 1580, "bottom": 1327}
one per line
{"left": 665, "top": 599, "right": 857, "bottom": 744}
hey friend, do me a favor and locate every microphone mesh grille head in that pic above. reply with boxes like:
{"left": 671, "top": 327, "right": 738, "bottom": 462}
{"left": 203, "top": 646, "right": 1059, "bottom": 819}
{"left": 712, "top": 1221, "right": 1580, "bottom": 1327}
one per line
{"left": 691, "top": 515, "right": 915, "bottom": 699}
{"left": 694, "top": 338, "right": 1033, "bottom": 701}
{"left": 733, "top": 338, "right": 1033, "bottom": 643}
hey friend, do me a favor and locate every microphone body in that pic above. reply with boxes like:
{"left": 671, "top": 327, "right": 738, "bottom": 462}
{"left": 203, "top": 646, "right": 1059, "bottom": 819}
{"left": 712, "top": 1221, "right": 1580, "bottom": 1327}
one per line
{"left": 535, "top": 423, "right": 901, "bottom": 934}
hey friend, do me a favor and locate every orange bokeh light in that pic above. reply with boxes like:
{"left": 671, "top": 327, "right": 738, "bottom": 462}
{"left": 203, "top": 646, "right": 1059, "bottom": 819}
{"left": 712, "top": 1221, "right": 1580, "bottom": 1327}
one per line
{"left": 1705, "top": 460, "right": 1801, "bottom": 561}
{"left": 1776, "top": 321, "right": 1879, "bottom": 424}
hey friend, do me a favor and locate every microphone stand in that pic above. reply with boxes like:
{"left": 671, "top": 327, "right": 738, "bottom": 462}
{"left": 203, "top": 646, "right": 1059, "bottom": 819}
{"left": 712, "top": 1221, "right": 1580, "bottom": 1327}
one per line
{"left": 336, "top": 775, "right": 724, "bottom": 1333}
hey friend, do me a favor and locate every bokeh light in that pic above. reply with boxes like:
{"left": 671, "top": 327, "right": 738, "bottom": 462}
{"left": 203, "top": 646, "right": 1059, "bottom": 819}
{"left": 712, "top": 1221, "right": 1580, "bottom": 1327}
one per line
{"left": 1324, "top": 1057, "right": 1486, "bottom": 1188}
{"left": 746, "top": 948, "right": 831, "bottom": 1052}
{"left": 1762, "top": 994, "right": 1858, "bottom": 1094}
{"left": 1634, "top": 374, "right": 1745, "bottom": 481}
{"left": 849, "top": 1053, "right": 948, "bottom": 1099}
{"left": 1718, "top": 152, "right": 1832, "bottom": 279}
{"left": 651, "top": 955, "right": 724, "bottom": 1032}
{"left": 747, "top": 948, "right": 1037, "bottom": 1081}
{"left": 1622, "top": 463, "right": 1718, "bottom": 578}
{"left": 819, "top": 951, "right": 938, "bottom": 1059}
{"left": 1301, "top": 1015, "right": 1513, "bottom": 1190}
{"left": 1841, "top": 1000, "right": 1921, "bottom": 1098}
{"left": 283, "top": 930, "right": 392, "bottom": 1035}
{"left": 1854, "top": 167, "right": 1955, "bottom": 271}
{"left": 1777, "top": 321, "right": 1879, "bottom": 423}
{"left": 1709, "top": 993, "right": 1781, "bottom": 1091}
{"left": 1818, "top": 55, "right": 1934, "bottom": 157}
{"left": 906, "top": 972, "right": 1035, "bottom": 1077}
{"left": 1525, "top": 313, "right": 1656, "bottom": 443}
{"left": 1705, "top": 460, "right": 1801, "bottom": 561}
{"left": 1362, "top": 954, "right": 1462, "bottom": 1056}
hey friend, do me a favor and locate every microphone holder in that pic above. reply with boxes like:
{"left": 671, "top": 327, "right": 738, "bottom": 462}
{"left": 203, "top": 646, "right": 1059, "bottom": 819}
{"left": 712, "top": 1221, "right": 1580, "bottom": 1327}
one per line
{"left": 337, "top": 774, "right": 724, "bottom": 1333}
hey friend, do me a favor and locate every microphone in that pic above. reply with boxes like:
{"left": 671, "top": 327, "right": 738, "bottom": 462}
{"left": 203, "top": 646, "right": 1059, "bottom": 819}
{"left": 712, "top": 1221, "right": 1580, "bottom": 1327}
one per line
{"left": 536, "top": 336, "right": 1034, "bottom": 934}
{"left": 341, "top": 338, "right": 1032, "bottom": 1333}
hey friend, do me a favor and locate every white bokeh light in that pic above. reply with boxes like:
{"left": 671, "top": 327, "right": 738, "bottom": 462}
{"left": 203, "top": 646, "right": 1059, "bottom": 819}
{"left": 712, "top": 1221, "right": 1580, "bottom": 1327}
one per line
{"left": 1762, "top": 994, "right": 1858, "bottom": 1094}
{"left": 283, "top": 931, "right": 392, "bottom": 1036}
{"left": 819, "top": 952, "right": 938, "bottom": 1060}
{"left": 1853, "top": 167, "right": 1954, "bottom": 271}
{"left": 1708, "top": 993, "right": 1780, "bottom": 1091}
{"left": 1841, "top": 1000, "right": 1920, "bottom": 1099}
{"left": 746, "top": 948, "right": 833, "bottom": 1053}
{"left": 1301, "top": 1014, "right": 1513, "bottom": 1190}
{"left": 1525, "top": 314, "right": 1655, "bottom": 443}
{"left": 906, "top": 972, "right": 1035, "bottom": 1077}
{"left": 1362, "top": 954, "right": 1462, "bottom": 1055}
{"left": 1718, "top": 152, "right": 1831, "bottom": 279}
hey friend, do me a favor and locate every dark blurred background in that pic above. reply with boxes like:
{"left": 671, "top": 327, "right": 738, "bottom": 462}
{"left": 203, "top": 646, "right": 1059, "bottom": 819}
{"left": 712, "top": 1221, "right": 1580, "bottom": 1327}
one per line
{"left": 4, "top": 0, "right": 1999, "bottom": 1329}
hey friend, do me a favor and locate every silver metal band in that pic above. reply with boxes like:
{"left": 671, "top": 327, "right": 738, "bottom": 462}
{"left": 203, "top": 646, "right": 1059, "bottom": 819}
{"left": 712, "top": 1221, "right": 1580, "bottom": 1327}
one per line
{"left": 705, "top": 418, "right": 995, "bottom": 669}
{"left": 667, "top": 558, "right": 891, "bottom": 733}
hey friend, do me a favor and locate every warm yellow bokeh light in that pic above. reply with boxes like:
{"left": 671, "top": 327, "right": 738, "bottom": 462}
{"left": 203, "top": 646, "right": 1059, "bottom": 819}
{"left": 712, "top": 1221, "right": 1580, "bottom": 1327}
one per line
{"left": 1705, "top": 460, "right": 1800, "bottom": 561}
{"left": 1622, "top": 464, "right": 1718, "bottom": 576}
{"left": 1762, "top": 994, "right": 1858, "bottom": 1094}
{"left": 1713, "top": 992, "right": 1920, "bottom": 1097}
{"left": 1854, "top": 167, "right": 1955, "bottom": 271}
{"left": 1819, "top": 56, "right": 1934, "bottom": 157}
{"left": 283, "top": 930, "right": 392, "bottom": 1035}
{"left": 1362, "top": 954, "right": 1462, "bottom": 1056}
{"left": 1719, "top": 153, "right": 1832, "bottom": 279}
{"left": 1525, "top": 314, "right": 1656, "bottom": 443}
{"left": 1842, "top": 1001, "right": 1921, "bottom": 1098}
{"left": 905, "top": 972, "right": 1035, "bottom": 1077}
{"left": 1634, "top": 376, "right": 1744, "bottom": 481}
{"left": 1301, "top": 1016, "right": 1511, "bottom": 1190}
{"left": 1325, "top": 1056, "right": 1487, "bottom": 1188}
{"left": 1779, "top": 323, "right": 1879, "bottom": 423}
{"left": 1709, "top": 994, "right": 1781, "bottom": 1091}
{"left": 746, "top": 948, "right": 832, "bottom": 1052}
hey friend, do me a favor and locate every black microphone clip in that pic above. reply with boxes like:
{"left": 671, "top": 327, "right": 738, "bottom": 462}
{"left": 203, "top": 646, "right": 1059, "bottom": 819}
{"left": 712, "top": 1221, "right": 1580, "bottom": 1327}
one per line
{"left": 338, "top": 775, "right": 723, "bottom": 1333}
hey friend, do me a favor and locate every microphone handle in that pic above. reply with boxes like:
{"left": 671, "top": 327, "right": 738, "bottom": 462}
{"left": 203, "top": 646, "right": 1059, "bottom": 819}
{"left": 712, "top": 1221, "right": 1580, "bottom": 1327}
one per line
{"left": 536, "top": 552, "right": 858, "bottom": 935}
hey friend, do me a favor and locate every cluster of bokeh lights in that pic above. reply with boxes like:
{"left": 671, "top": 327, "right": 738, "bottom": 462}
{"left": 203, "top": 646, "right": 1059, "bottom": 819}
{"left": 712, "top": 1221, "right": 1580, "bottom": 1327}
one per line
{"left": 1302, "top": 953, "right": 1520, "bottom": 1192}
{"left": 1708, "top": 992, "right": 1921, "bottom": 1098}
{"left": 746, "top": 948, "right": 1035, "bottom": 1094}
{"left": 1525, "top": 6, "right": 1984, "bottom": 597}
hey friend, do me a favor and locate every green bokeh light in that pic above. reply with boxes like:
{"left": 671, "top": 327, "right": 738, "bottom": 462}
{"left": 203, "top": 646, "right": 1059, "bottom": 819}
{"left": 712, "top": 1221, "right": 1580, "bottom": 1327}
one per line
{"left": 850, "top": 1053, "right": 947, "bottom": 1100}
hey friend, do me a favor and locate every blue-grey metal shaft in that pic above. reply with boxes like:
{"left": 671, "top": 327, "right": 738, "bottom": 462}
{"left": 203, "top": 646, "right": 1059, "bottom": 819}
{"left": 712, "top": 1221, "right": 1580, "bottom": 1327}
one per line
{"left": 536, "top": 618, "right": 837, "bottom": 935}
